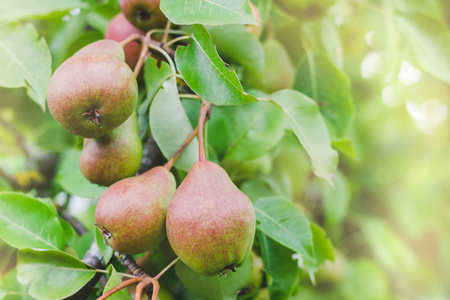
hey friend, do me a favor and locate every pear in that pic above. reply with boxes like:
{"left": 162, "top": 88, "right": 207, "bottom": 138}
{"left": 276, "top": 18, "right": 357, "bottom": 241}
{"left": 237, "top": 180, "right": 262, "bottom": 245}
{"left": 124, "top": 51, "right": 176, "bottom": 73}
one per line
{"left": 166, "top": 161, "right": 256, "bottom": 276}
{"left": 95, "top": 166, "right": 176, "bottom": 254}
{"left": 47, "top": 51, "right": 138, "bottom": 138}
{"left": 79, "top": 112, "right": 142, "bottom": 186}
{"left": 73, "top": 39, "right": 125, "bottom": 61}
{"left": 246, "top": 37, "right": 295, "bottom": 93}
{"left": 119, "top": 0, "right": 167, "bottom": 31}
{"left": 105, "top": 13, "right": 145, "bottom": 69}
{"left": 247, "top": 2, "right": 263, "bottom": 38}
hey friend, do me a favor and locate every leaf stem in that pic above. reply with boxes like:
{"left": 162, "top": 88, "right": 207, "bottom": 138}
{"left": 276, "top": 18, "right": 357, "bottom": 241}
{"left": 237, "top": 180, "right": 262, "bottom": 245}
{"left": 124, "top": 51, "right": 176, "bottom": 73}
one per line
{"left": 179, "top": 94, "right": 201, "bottom": 100}
{"left": 96, "top": 277, "right": 143, "bottom": 300}
{"left": 154, "top": 257, "right": 180, "bottom": 280}
{"left": 147, "top": 42, "right": 176, "bottom": 74}
{"left": 164, "top": 36, "right": 191, "bottom": 49}
{"left": 94, "top": 269, "right": 137, "bottom": 279}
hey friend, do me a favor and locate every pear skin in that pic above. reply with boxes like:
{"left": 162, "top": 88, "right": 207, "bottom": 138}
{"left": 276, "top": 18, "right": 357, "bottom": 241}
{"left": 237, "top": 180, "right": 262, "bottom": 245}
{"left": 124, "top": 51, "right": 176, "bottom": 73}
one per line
{"left": 47, "top": 53, "right": 138, "bottom": 138}
{"left": 166, "top": 161, "right": 256, "bottom": 276}
{"left": 95, "top": 166, "right": 176, "bottom": 254}
{"left": 79, "top": 112, "right": 142, "bottom": 186}
{"left": 73, "top": 39, "right": 125, "bottom": 61}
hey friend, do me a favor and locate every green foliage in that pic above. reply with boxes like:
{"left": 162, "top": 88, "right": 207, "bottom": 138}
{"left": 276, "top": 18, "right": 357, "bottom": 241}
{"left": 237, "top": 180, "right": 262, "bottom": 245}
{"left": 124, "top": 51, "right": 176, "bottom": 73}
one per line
{"left": 160, "top": 0, "right": 255, "bottom": 26}
{"left": 0, "top": 0, "right": 449, "bottom": 299}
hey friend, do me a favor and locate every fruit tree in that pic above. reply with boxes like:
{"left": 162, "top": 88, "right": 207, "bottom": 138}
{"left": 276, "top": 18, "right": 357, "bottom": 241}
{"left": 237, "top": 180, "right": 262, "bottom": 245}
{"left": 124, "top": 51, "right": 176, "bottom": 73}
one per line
{"left": 0, "top": 0, "right": 450, "bottom": 299}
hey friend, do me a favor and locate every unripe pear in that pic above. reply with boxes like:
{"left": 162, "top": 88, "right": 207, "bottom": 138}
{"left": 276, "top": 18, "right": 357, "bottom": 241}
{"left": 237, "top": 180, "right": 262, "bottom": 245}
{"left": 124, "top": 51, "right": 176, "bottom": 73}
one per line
{"left": 119, "top": 0, "right": 167, "bottom": 31}
{"left": 95, "top": 166, "right": 176, "bottom": 254}
{"left": 79, "top": 112, "right": 142, "bottom": 186}
{"left": 247, "top": 2, "right": 263, "bottom": 38}
{"left": 73, "top": 39, "right": 125, "bottom": 61}
{"left": 105, "top": 13, "right": 144, "bottom": 69}
{"left": 47, "top": 52, "right": 138, "bottom": 138}
{"left": 246, "top": 37, "right": 295, "bottom": 93}
{"left": 166, "top": 161, "right": 256, "bottom": 276}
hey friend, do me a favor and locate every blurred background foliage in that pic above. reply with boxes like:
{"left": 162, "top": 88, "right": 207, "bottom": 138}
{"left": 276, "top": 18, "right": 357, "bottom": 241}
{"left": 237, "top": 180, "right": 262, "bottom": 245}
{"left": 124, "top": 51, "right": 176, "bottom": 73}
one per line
{"left": 0, "top": 0, "right": 450, "bottom": 299}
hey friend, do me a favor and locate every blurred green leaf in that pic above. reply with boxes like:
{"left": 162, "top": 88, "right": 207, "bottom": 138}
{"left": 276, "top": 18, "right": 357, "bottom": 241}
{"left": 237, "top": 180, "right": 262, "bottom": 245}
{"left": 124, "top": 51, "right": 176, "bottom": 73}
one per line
{"left": 241, "top": 178, "right": 277, "bottom": 202}
{"left": 150, "top": 78, "right": 199, "bottom": 172}
{"left": 17, "top": 249, "right": 96, "bottom": 300}
{"left": 293, "top": 53, "right": 353, "bottom": 138}
{"left": 85, "top": 3, "right": 118, "bottom": 34}
{"left": 175, "top": 25, "right": 257, "bottom": 106}
{"left": 0, "top": 192, "right": 65, "bottom": 250}
{"left": 259, "top": 232, "right": 298, "bottom": 300}
{"left": 339, "top": 259, "right": 389, "bottom": 300}
{"left": 254, "top": 196, "right": 313, "bottom": 262}
{"left": 175, "top": 254, "right": 253, "bottom": 300}
{"left": 208, "top": 101, "right": 285, "bottom": 161}
{"left": 396, "top": 14, "right": 450, "bottom": 84}
{"left": 270, "top": 89, "right": 338, "bottom": 185}
{"left": 308, "top": 223, "right": 334, "bottom": 271}
{"left": 103, "top": 265, "right": 133, "bottom": 300}
{"left": 0, "top": 22, "right": 51, "bottom": 109}
{"left": 160, "top": 0, "right": 255, "bottom": 26}
{"left": 322, "top": 171, "right": 351, "bottom": 229}
{"left": 0, "top": 0, "right": 84, "bottom": 22}
{"left": 55, "top": 148, "right": 106, "bottom": 199}
{"left": 208, "top": 25, "right": 264, "bottom": 78}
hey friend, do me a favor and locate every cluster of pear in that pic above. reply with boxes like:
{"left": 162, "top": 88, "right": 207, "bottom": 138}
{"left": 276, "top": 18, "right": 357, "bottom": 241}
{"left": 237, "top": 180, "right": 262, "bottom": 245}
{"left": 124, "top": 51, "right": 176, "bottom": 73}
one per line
{"left": 47, "top": 0, "right": 256, "bottom": 278}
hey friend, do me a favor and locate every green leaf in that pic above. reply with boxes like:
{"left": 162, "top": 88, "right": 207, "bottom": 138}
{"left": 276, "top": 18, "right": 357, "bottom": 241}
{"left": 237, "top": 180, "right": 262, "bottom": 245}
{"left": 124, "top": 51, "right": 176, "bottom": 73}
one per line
{"left": 254, "top": 196, "right": 313, "bottom": 262}
{"left": 396, "top": 15, "right": 450, "bottom": 84}
{"left": 17, "top": 249, "right": 96, "bottom": 300}
{"left": 208, "top": 101, "right": 285, "bottom": 161}
{"left": 175, "top": 254, "right": 253, "bottom": 300}
{"left": 309, "top": 223, "right": 334, "bottom": 270}
{"left": 139, "top": 58, "right": 173, "bottom": 116}
{"left": 270, "top": 90, "right": 338, "bottom": 184}
{"left": 259, "top": 233, "right": 298, "bottom": 300}
{"left": 321, "top": 171, "right": 351, "bottom": 229}
{"left": 208, "top": 25, "right": 264, "bottom": 78}
{"left": 0, "top": 0, "right": 84, "bottom": 22}
{"left": 95, "top": 227, "right": 113, "bottom": 264}
{"left": 149, "top": 78, "right": 199, "bottom": 172}
{"left": 293, "top": 53, "right": 353, "bottom": 137}
{"left": 0, "top": 192, "right": 65, "bottom": 250}
{"left": 160, "top": 0, "right": 255, "bottom": 26}
{"left": 103, "top": 265, "right": 133, "bottom": 300}
{"left": 59, "top": 217, "right": 77, "bottom": 247}
{"left": 175, "top": 25, "right": 257, "bottom": 106}
{"left": 0, "top": 22, "right": 52, "bottom": 109}
{"left": 55, "top": 148, "right": 106, "bottom": 199}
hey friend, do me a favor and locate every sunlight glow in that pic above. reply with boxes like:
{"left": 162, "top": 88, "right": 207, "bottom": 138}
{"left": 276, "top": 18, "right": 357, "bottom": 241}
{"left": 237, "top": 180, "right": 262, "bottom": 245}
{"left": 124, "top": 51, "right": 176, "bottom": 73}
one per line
{"left": 406, "top": 99, "right": 448, "bottom": 134}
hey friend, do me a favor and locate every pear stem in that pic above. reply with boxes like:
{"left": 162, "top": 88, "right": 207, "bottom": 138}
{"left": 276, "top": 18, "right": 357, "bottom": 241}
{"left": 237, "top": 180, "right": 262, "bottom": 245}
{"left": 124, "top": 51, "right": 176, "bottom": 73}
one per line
{"left": 154, "top": 257, "right": 180, "bottom": 280}
{"left": 164, "top": 126, "right": 199, "bottom": 171}
{"left": 119, "top": 33, "right": 144, "bottom": 48}
{"left": 96, "top": 277, "right": 143, "bottom": 300}
{"left": 135, "top": 277, "right": 159, "bottom": 300}
{"left": 197, "top": 101, "right": 212, "bottom": 162}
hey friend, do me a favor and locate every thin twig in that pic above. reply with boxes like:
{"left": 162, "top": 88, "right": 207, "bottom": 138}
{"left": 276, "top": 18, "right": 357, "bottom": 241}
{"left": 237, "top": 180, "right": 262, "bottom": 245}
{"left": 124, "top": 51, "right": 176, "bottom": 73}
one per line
{"left": 120, "top": 33, "right": 144, "bottom": 48}
{"left": 133, "top": 37, "right": 150, "bottom": 77}
{"left": 97, "top": 277, "right": 143, "bottom": 300}
{"left": 179, "top": 94, "right": 201, "bottom": 100}
{"left": 154, "top": 257, "right": 180, "bottom": 280}
{"left": 164, "top": 127, "right": 199, "bottom": 170}
{"left": 161, "top": 19, "right": 172, "bottom": 44}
